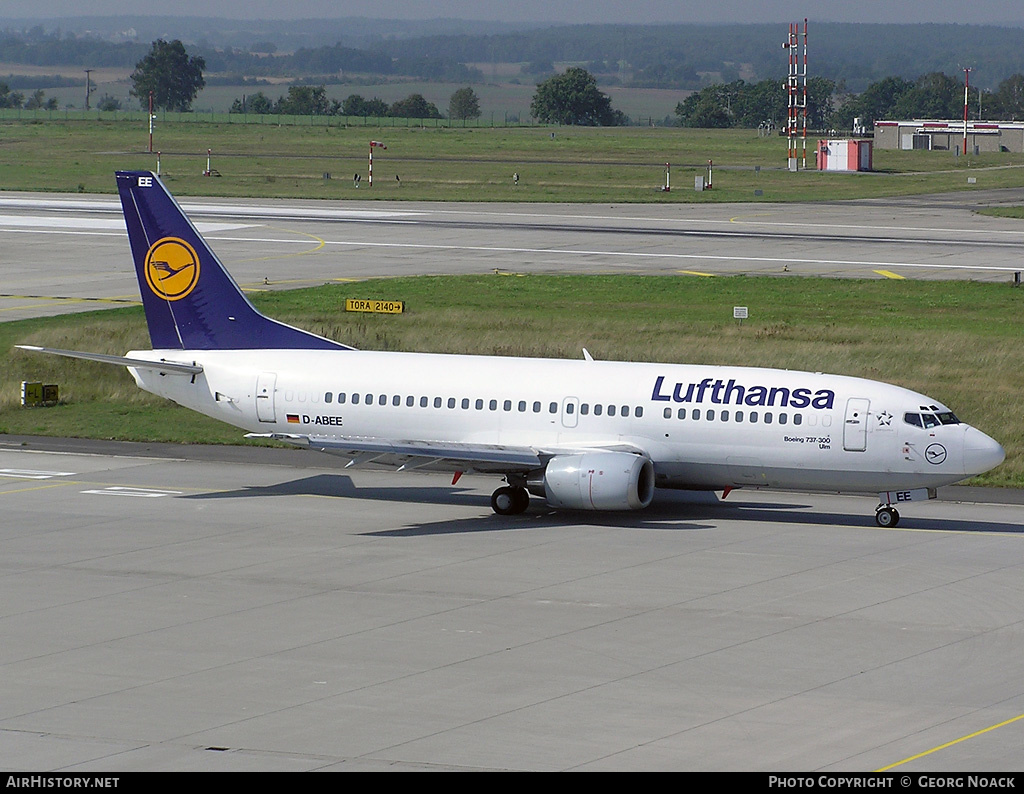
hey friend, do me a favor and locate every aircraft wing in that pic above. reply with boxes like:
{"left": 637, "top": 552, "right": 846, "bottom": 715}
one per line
{"left": 246, "top": 432, "right": 649, "bottom": 475}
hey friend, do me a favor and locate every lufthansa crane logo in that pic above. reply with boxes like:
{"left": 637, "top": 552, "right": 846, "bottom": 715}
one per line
{"left": 144, "top": 237, "right": 200, "bottom": 301}
{"left": 925, "top": 443, "right": 948, "bottom": 465}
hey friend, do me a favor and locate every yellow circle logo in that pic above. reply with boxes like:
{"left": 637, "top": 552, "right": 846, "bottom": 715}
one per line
{"left": 144, "top": 237, "right": 200, "bottom": 301}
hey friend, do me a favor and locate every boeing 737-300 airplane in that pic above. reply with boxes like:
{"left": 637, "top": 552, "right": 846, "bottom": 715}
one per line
{"left": 18, "top": 171, "right": 1006, "bottom": 526}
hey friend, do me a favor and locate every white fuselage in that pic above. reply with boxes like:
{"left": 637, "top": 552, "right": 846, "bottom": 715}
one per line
{"left": 126, "top": 348, "right": 1004, "bottom": 495}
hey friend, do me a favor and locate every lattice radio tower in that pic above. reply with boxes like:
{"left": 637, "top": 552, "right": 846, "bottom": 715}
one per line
{"left": 783, "top": 19, "right": 808, "bottom": 171}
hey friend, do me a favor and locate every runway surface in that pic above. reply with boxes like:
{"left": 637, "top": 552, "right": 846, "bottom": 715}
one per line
{"left": 2, "top": 189, "right": 1024, "bottom": 771}
{"left": 1, "top": 437, "right": 1023, "bottom": 772}
{"left": 3, "top": 188, "right": 1024, "bottom": 321}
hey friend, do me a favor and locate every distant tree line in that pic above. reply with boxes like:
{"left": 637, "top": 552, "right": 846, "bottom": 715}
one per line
{"left": 0, "top": 29, "right": 480, "bottom": 85}
{"left": 0, "top": 82, "right": 57, "bottom": 109}
{"left": 677, "top": 72, "right": 1024, "bottom": 130}
{"left": 835, "top": 72, "right": 1024, "bottom": 127}
{"left": 676, "top": 77, "right": 835, "bottom": 130}
{"left": 229, "top": 85, "right": 452, "bottom": 120}
{"left": 229, "top": 70, "right": 628, "bottom": 126}
{"left": 366, "top": 23, "right": 1024, "bottom": 92}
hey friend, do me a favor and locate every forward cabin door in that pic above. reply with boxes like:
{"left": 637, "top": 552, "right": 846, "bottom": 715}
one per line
{"left": 256, "top": 372, "right": 277, "bottom": 423}
{"left": 843, "top": 397, "right": 870, "bottom": 452}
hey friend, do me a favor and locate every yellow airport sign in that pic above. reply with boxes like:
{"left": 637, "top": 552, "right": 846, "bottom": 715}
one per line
{"left": 345, "top": 299, "right": 405, "bottom": 314}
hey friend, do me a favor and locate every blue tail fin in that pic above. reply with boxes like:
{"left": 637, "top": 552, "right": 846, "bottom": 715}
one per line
{"left": 116, "top": 171, "right": 352, "bottom": 351}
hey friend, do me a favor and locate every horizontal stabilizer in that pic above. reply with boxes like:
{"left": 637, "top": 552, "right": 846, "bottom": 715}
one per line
{"left": 16, "top": 345, "right": 203, "bottom": 375}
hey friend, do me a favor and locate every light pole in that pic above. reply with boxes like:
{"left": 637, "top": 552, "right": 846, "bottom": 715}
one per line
{"left": 963, "top": 67, "right": 972, "bottom": 155}
{"left": 84, "top": 69, "right": 94, "bottom": 111}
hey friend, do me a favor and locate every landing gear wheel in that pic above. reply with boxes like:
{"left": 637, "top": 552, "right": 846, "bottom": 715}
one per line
{"left": 491, "top": 485, "right": 529, "bottom": 515}
{"left": 511, "top": 486, "right": 530, "bottom": 514}
{"left": 875, "top": 506, "right": 900, "bottom": 528}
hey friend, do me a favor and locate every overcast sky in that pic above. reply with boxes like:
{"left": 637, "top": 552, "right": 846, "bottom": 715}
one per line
{"left": 1, "top": 0, "right": 1022, "bottom": 26}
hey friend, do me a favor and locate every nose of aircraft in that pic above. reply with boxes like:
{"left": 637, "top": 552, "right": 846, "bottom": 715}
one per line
{"left": 963, "top": 426, "right": 1006, "bottom": 476}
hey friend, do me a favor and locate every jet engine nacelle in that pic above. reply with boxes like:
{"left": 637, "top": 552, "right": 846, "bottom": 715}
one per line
{"left": 539, "top": 452, "right": 655, "bottom": 511}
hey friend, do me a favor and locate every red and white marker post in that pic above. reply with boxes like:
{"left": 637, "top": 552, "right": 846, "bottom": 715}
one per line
{"left": 369, "top": 140, "right": 387, "bottom": 186}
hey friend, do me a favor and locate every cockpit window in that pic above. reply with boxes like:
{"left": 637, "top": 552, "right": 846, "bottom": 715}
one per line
{"left": 905, "top": 411, "right": 960, "bottom": 428}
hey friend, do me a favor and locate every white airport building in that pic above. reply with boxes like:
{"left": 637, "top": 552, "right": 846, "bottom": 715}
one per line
{"left": 873, "top": 119, "right": 1024, "bottom": 153}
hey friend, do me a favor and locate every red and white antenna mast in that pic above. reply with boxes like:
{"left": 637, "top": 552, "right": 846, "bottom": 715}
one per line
{"left": 783, "top": 19, "right": 808, "bottom": 171}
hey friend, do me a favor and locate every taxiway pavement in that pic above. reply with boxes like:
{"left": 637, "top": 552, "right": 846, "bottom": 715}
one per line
{"left": 0, "top": 437, "right": 1023, "bottom": 771}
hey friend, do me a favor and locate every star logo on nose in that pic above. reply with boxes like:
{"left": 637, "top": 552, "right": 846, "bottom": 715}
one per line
{"left": 877, "top": 411, "right": 892, "bottom": 426}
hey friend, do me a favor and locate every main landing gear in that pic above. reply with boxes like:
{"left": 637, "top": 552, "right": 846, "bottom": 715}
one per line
{"left": 875, "top": 504, "right": 900, "bottom": 527}
{"left": 491, "top": 485, "right": 530, "bottom": 515}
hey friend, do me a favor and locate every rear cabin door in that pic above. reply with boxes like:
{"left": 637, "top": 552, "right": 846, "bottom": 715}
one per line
{"left": 843, "top": 397, "right": 870, "bottom": 452}
{"left": 256, "top": 372, "right": 277, "bottom": 423}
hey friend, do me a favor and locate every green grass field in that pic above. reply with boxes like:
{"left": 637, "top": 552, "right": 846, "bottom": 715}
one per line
{"left": 3, "top": 274, "right": 1021, "bottom": 487}
{"left": 2, "top": 118, "right": 1024, "bottom": 203}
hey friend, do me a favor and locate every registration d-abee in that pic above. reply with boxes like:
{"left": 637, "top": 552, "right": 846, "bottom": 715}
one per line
{"left": 19, "top": 171, "right": 1006, "bottom": 527}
